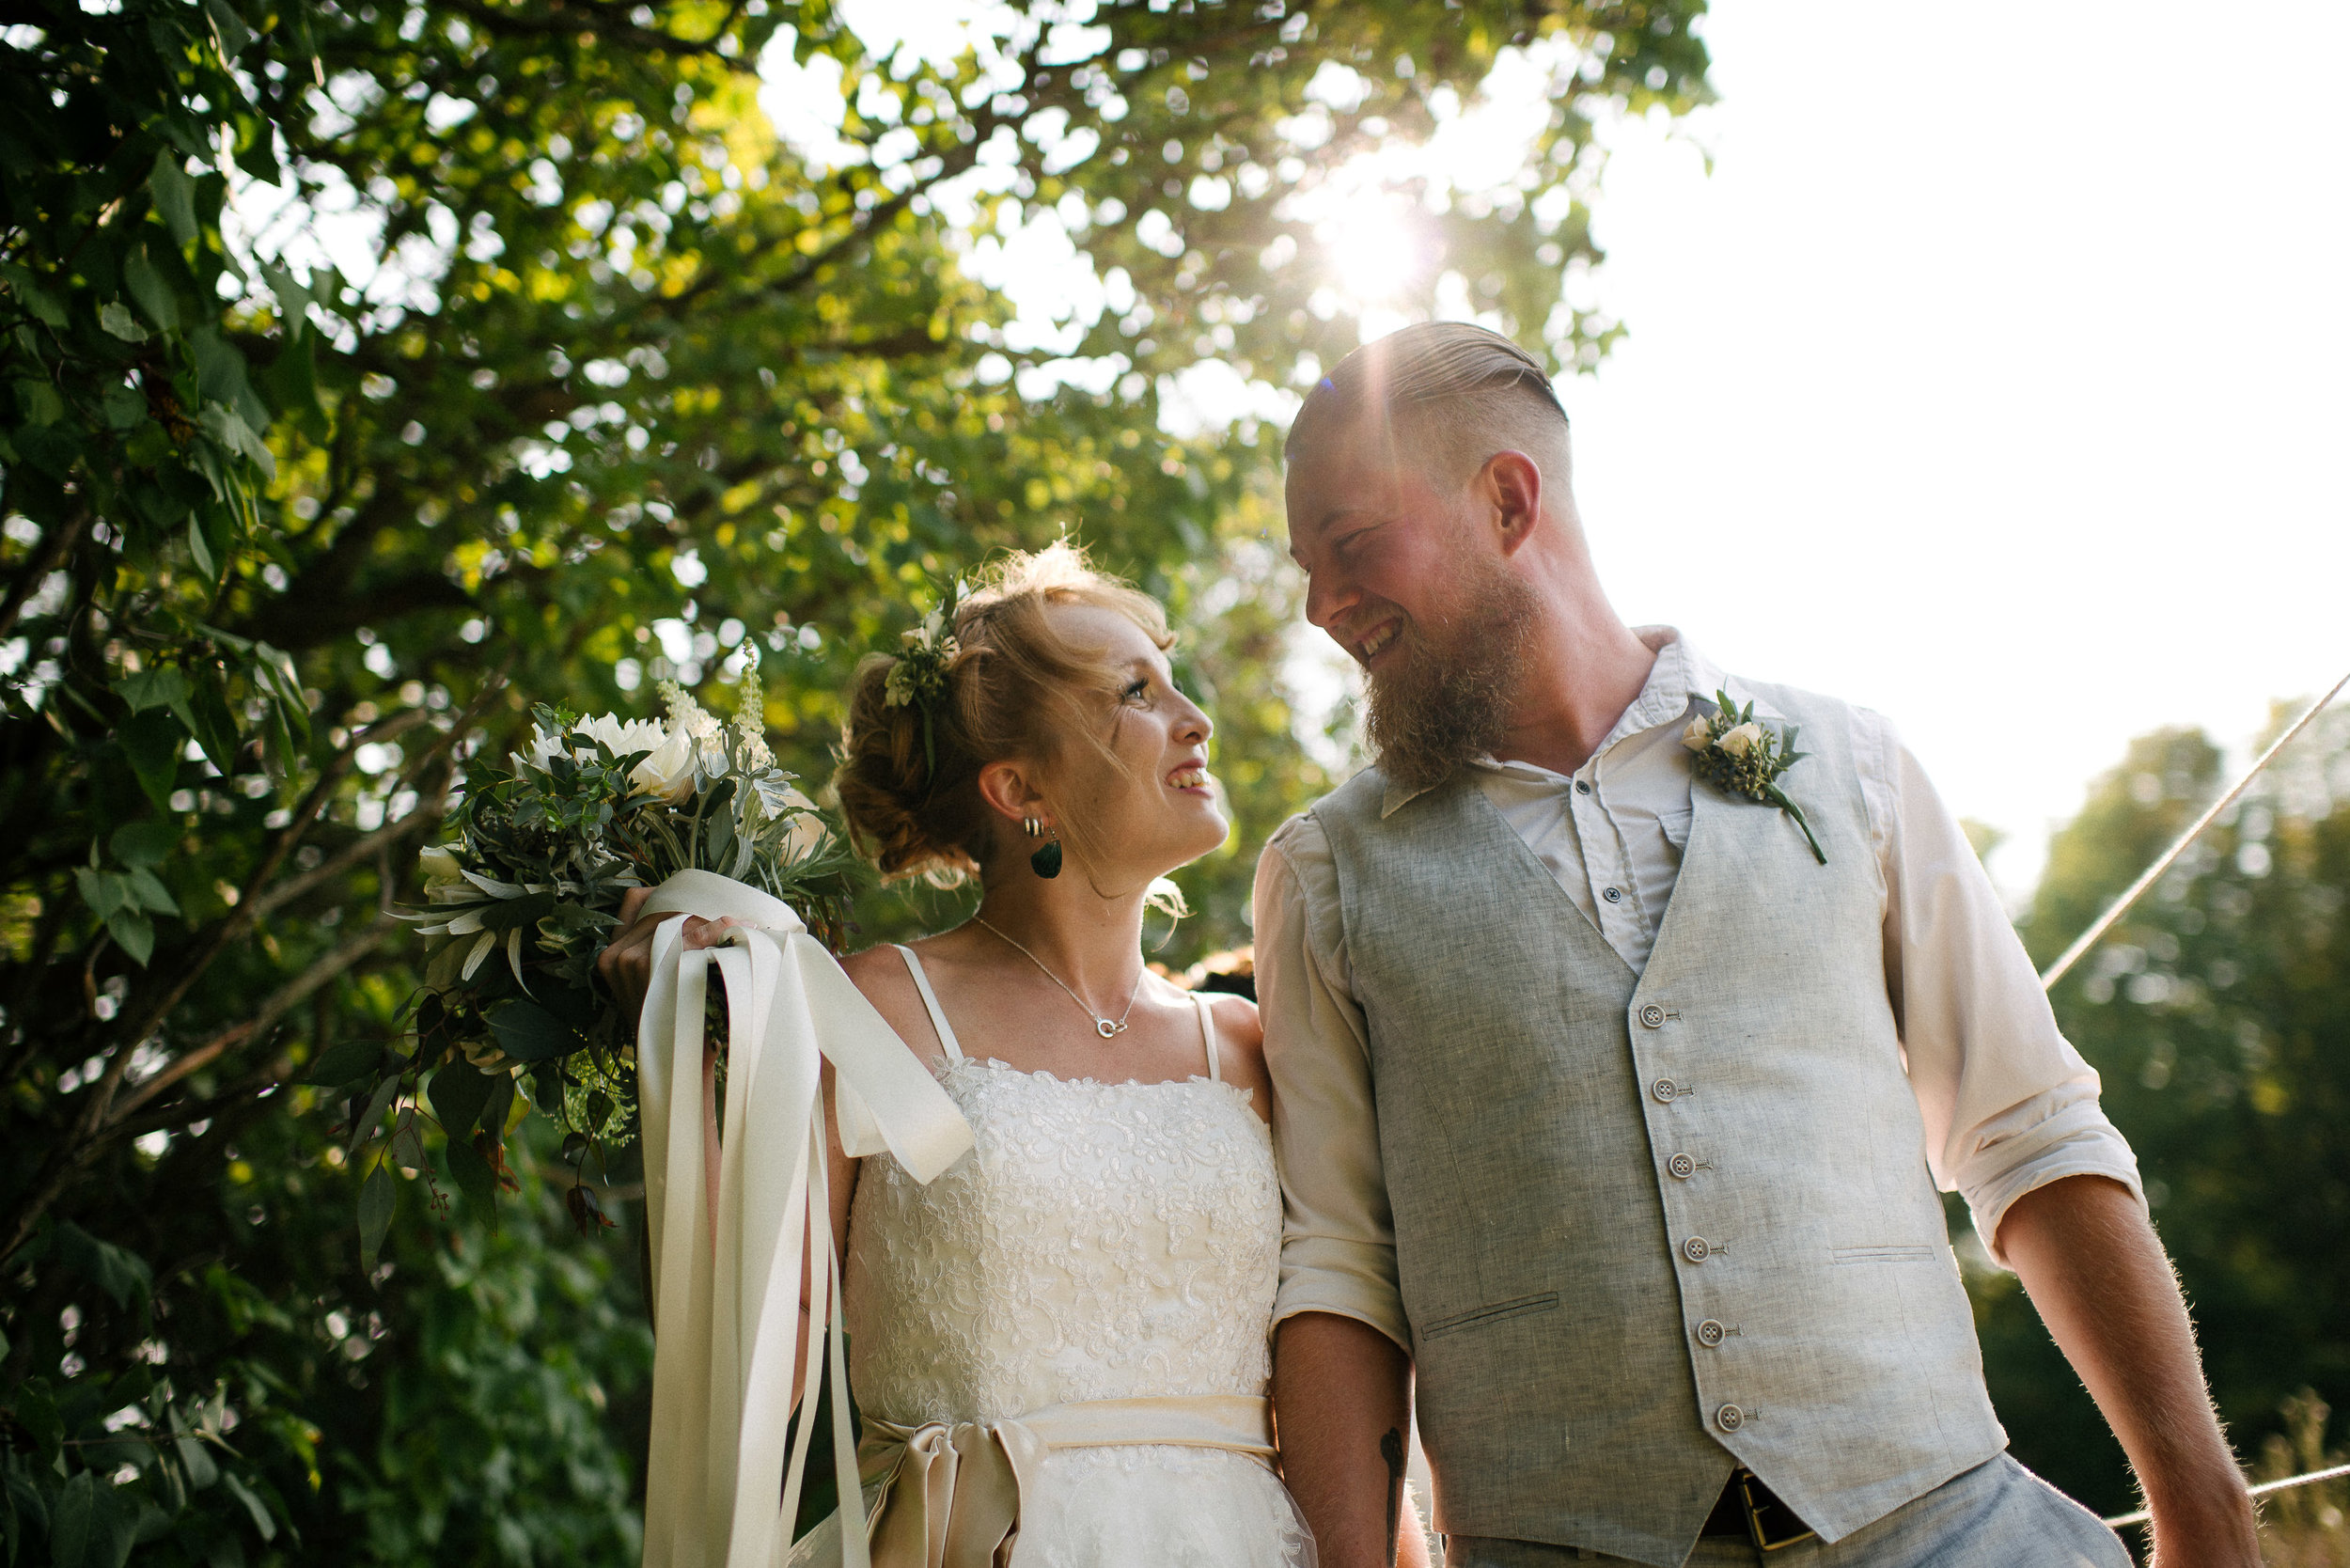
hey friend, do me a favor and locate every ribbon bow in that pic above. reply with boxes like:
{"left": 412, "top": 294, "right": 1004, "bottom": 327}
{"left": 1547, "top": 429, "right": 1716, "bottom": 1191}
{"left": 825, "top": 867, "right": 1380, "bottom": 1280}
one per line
{"left": 637, "top": 870, "right": 974, "bottom": 1568}
{"left": 787, "top": 1395, "right": 1276, "bottom": 1568}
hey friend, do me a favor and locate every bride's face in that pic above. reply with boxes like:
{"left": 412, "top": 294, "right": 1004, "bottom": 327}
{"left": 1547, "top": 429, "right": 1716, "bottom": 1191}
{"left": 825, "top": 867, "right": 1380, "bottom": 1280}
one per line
{"left": 1042, "top": 603, "right": 1225, "bottom": 885}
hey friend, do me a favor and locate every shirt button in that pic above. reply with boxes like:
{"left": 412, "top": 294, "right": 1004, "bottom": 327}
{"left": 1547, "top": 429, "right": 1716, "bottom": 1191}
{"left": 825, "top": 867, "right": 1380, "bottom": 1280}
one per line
{"left": 1668, "top": 1152, "right": 1698, "bottom": 1179}
{"left": 1575, "top": 779, "right": 1592, "bottom": 794}
{"left": 1681, "top": 1236, "right": 1711, "bottom": 1263}
{"left": 1602, "top": 886, "right": 1622, "bottom": 903}
{"left": 1716, "top": 1403, "right": 1745, "bottom": 1433}
{"left": 1638, "top": 1004, "right": 1667, "bottom": 1028}
{"left": 1651, "top": 1078, "right": 1681, "bottom": 1104}
{"left": 1696, "top": 1320, "right": 1727, "bottom": 1347}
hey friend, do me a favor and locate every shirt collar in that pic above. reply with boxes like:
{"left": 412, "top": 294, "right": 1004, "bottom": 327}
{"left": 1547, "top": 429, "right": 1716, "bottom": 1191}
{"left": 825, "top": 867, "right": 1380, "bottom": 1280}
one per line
{"left": 1377, "top": 627, "right": 1764, "bottom": 818}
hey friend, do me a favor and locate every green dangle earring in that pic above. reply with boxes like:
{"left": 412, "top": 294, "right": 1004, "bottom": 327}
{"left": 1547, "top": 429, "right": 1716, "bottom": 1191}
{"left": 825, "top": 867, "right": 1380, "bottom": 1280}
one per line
{"left": 1025, "top": 816, "right": 1062, "bottom": 880}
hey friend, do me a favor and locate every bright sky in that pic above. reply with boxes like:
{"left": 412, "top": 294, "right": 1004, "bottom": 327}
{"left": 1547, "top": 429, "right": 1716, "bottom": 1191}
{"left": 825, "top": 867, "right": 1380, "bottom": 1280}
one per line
{"left": 779, "top": 1, "right": 2350, "bottom": 894}
{"left": 1553, "top": 2, "right": 2350, "bottom": 893}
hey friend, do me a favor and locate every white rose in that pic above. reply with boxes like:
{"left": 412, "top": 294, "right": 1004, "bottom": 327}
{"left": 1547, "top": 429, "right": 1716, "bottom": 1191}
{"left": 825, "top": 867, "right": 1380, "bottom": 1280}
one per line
{"left": 418, "top": 844, "right": 470, "bottom": 902}
{"left": 578, "top": 713, "right": 669, "bottom": 759}
{"left": 778, "top": 785, "right": 827, "bottom": 861}
{"left": 1682, "top": 715, "right": 1714, "bottom": 753}
{"left": 1718, "top": 721, "right": 1765, "bottom": 759}
{"left": 629, "top": 726, "right": 700, "bottom": 803}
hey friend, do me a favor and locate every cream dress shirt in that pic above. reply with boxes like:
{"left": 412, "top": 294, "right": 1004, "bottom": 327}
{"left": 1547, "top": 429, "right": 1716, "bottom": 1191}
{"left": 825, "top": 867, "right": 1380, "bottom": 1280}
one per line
{"left": 1253, "top": 628, "right": 2143, "bottom": 1351}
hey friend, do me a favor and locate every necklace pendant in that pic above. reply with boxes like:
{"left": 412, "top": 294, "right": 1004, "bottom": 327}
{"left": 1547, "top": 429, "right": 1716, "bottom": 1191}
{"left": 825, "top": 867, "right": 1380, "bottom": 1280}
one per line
{"left": 1096, "top": 1018, "right": 1120, "bottom": 1040}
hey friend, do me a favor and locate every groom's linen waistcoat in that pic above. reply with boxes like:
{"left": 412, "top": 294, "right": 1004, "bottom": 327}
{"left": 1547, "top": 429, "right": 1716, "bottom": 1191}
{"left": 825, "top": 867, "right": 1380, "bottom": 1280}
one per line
{"left": 1310, "top": 680, "right": 2005, "bottom": 1565}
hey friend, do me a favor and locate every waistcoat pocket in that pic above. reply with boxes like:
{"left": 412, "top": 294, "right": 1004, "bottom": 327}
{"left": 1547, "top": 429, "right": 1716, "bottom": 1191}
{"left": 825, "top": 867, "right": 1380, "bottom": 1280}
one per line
{"left": 1830, "top": 1245, "right": 1940, "bottom": 1265}
{"left": 1418, "top": 1292, "right": 1561, "bottom": 1340}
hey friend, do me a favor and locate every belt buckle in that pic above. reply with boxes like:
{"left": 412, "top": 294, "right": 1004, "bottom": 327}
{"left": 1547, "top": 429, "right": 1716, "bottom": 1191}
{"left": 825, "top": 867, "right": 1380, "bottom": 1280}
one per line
{"left": 1736, "top": 1469, "right": 1819, "bottom": 1553}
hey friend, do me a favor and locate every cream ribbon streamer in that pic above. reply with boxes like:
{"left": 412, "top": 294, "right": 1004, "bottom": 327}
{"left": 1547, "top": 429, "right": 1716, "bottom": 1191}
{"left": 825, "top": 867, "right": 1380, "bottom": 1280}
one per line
{"left": 791, "top": 1393, "right": 1275, "bottom": 1568}
{"left": 637, "top": 869, "right": 974, "bottom": 1568}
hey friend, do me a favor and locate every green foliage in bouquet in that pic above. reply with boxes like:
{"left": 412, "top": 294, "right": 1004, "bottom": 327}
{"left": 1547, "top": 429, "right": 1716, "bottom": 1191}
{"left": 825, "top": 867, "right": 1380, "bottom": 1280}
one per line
{"left": 330, "top": 660, "right": 855, "bottom": 1262}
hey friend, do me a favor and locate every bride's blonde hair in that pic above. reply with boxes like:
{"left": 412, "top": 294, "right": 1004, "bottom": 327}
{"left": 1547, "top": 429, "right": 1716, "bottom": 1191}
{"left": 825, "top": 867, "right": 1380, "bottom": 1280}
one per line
{"left": 834, "top": 541, "right": 1173, "bottom": 886}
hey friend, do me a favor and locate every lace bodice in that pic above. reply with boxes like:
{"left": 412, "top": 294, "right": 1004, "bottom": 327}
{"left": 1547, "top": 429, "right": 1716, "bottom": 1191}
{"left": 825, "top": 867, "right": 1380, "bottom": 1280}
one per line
{"left": 842, "top": 959, "right": 1280, "bottom": 1427}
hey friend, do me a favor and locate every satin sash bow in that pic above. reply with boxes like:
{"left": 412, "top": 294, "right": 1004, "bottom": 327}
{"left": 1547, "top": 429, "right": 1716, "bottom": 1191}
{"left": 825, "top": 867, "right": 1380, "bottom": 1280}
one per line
{"left": 858, "top": 1394, "right": 1277, "bottom": 1568}
{"left": 638, "top": 869, "right": 975, "bottom": 1568}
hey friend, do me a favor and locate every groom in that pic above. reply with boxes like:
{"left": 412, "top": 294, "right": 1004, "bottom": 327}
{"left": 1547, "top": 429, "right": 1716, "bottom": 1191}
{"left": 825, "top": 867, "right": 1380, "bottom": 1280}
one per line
{"left": 1254, "top": 323, "right": 2261, "bottom": 1567}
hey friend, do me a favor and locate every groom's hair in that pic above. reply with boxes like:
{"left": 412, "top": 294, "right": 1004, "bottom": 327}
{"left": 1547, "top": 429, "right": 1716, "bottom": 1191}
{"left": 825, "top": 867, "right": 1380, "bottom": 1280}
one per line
{"left": 1285, "top": 322, "right": 1571, "bottom": 488}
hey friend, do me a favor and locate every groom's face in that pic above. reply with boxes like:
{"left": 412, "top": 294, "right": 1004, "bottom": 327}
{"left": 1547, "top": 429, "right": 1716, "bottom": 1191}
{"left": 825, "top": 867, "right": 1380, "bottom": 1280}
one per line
{"left": 1283, "top": 416, "right": 1490, "bottom": 674}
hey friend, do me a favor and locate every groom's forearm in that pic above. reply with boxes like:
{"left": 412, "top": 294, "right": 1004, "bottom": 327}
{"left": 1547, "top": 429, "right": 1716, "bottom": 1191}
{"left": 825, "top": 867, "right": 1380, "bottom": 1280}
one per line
{"left": 1274, "top": 1311, "right": 1427, "bottom": 1568}
{"left": 1998, "top": 1174, "right": 2259, "bottom": 1567}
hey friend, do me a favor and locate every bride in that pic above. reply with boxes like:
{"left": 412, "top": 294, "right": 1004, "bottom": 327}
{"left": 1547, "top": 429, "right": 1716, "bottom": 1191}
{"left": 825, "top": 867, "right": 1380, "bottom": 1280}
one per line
{"left": 602, "top": 543, "right": 1314, "bottom": 1567}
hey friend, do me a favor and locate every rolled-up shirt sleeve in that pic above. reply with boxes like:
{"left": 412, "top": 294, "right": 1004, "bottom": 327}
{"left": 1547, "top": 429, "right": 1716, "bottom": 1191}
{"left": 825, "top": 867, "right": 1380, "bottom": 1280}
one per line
{"left": 1862, "top": 712, "right": 2145, "bottom": 1264}
{"left": 1254, "top": 817, "right": 1411, "bottom": 1352}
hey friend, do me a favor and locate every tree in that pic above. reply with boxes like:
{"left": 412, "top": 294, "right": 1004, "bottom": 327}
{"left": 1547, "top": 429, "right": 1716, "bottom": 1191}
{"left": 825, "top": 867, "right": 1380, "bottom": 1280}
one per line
{"left": 1977, "top": 709, "right": 2350, "bottom": 1527}
{"left": 3, "top": 0, "right": 1713, "bottom": 1555}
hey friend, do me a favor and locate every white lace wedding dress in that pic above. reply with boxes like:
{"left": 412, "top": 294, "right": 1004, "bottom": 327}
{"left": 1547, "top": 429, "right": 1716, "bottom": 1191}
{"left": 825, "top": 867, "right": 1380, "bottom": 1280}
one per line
{"left": 838, "top": 946, "right": 1315, "bottom": 1568}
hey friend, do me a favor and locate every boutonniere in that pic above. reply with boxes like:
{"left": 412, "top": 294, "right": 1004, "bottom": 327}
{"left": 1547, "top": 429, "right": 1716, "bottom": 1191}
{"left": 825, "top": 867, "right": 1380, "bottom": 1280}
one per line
{"left": 1681, "top": 689, "right": 1826, "bottom": 864}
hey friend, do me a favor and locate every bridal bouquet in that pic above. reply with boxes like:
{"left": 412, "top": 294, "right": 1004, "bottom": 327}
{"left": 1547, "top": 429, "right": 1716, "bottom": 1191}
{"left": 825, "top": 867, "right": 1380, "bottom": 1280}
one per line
{"left": 376, "top": 651, "right": 857, "bottom": 1236}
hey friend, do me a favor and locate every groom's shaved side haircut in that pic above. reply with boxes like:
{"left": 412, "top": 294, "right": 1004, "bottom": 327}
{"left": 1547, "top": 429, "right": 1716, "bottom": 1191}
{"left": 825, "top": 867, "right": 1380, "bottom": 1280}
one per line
{"left": 1287, "top": 321, "right": 1572, "bottom": 488}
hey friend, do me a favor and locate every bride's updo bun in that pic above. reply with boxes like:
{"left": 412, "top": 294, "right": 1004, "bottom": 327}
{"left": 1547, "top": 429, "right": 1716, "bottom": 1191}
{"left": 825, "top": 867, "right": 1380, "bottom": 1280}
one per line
{"left": 834, "top": 541, "right": 1172, "bottom": 885}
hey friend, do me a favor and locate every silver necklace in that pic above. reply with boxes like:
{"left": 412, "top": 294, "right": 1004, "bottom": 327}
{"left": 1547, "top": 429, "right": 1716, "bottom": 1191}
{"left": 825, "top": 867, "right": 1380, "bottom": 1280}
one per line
{"left": 972, "top": 916, "right": 1140, "bottom": 1040}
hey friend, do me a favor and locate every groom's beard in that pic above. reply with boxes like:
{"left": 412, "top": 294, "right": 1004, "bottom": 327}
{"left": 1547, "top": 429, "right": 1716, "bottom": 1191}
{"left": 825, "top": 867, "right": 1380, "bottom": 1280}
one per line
{"left": 1359, "top": 563, "right": 1539, "bottom": 793}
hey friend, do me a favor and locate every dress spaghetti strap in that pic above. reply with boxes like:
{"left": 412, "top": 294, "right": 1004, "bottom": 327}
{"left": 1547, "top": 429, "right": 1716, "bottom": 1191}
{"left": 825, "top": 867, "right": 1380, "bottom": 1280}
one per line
{"left": 891, "top": 945, "right": 964, "bottom": 1062}
{"left": 1192, "top": 994, "right": 1223, "bottom": 1083}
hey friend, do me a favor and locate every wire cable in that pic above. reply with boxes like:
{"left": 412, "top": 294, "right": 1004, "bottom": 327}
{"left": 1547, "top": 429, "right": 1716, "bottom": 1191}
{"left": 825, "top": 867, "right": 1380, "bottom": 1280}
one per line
{"left": 2040, "top": 669, "right": 2350, "bottom": 993}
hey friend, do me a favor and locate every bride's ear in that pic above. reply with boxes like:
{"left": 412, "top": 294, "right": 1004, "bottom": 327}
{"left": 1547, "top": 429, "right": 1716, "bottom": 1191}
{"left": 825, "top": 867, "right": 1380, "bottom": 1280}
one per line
{"left": 975, "top": 759, "right": 1049, "bottom": 831}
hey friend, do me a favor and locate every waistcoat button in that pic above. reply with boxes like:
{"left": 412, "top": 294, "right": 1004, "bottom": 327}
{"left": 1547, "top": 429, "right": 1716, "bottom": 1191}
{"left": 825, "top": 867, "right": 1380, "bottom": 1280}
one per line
{"left": 1716, "top": 1403, "right": 1745, "bottom": 1433}
{"left": 1696, "top": 1319, "right": 1727, "bottom": 1347}
{"left": 1603, "top": 886, "right": 1622, "bottom": 903}
{"left": 1681, "top": 1236, "right": 1711, "bottom": 1262}
{"left": 1575, "top": 779, "right": 1592, "bottom": 794}
{"left": 1651, "top": 1078, "right": 1681, "bottom": 1104}
{"left": 1668, "top": 1152, "right": 1698, "bottom": 1179}
{"left": 1638, "top": 1004, "right": 1666, "bottom": 1028}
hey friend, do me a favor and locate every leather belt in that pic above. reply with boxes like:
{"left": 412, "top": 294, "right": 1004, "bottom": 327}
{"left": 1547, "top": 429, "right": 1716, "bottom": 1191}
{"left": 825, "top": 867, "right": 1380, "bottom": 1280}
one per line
{"left": 1701, "top": 1467, "right": 1818, "bottom": 1552}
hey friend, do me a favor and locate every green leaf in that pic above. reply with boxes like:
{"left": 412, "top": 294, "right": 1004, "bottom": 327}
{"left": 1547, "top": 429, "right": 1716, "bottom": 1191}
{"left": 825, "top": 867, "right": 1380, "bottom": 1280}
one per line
{"left": 185, "top": 665, "right": 240, "bottom": 776}
{"left": 101, "top": 383, "right": 145, "bottom": 430}
{"left": 114, "top": 667, "right": 193, "bottom": 714}
{"left": 304, "top": 1037, "right": 382, "bottom": 1086}
{"left": 480, "top": 1074, "right": 516, "bottom": 1139}
{"left": 391, "top": 1117, "right": 426, "bottom": 1171}
{"left": 427, "top": 1060, "right": 494, "bottom": 1139}
{"left": 149, "top": 150, "right": 198, "bottom": 248}
{"left": 51, "top": 1469, "right": 95, "bottom": 1568}
{"left": 55, "top": 1221, "right": 153, "bottom": 1308}
{"left": 186, "top": 513, "right": 215, "bottom": 579}
{"left": 346, "top": 1074, "right": 401, "bottom": 1158}
{"left": 125, "top": 868, "right": 179, "bottom": 916}
{"left": 355, "top": 1161, "right": 396, "bottom": 1274}
{"left": 172, "top": 1422, "right": 219, "bottom": 1490}
{"left": 486, "top": 999, "right": 577, "bottom": 1062}
{"left": 118, "top": 711, "right": 182, "bottom": 810}
{"left": 121, "top": 245, "right": 180, "bottom": 334}
{"left": 76, "top": 867, "right": 127, "bottom": 920}
{"left": 0, "top": 262, "right": 69, "bottom": 328}
{"left": 201, "top": 0, "right": 254, "bottom": 60}
{"left": 16, "top": 1376, "right": 63, "bottom": 1458}
{"left": 99, "top": 302, "right": 149, "bottom": 342}
{"left": 218, "top": 1470, "right": 275, "bottom": 1543}
{"left": 105, "top": 909, "right": 154, "bottom": 964}
{"left": 90, "top": 1476, "right": 135, "bottom": 1568}
{"left": 444, "top": 1137, "right": 500, "bottom": 1222}
{"left": 258, "top": 260, "right": 313, "bottom": 340}
{"left": 109, "top": 818, "right": 179, "bottom": 867}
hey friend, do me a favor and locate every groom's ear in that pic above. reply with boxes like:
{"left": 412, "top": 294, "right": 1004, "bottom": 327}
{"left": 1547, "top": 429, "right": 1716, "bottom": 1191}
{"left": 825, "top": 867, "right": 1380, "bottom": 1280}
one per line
{"left": 1480, "top": 449, "right": 1544, "bottom": 556}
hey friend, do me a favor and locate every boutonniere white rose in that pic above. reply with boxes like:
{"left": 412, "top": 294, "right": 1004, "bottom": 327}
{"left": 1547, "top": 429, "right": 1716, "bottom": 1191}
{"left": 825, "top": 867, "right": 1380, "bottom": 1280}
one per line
{"left": 1682, "top": 689, "right": 1827, "bottom": 864}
